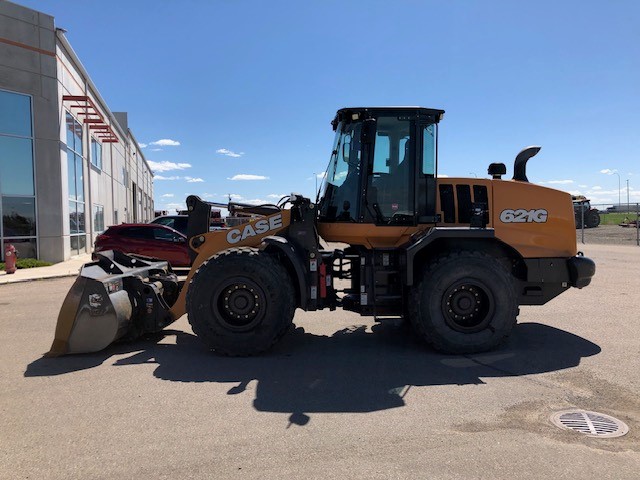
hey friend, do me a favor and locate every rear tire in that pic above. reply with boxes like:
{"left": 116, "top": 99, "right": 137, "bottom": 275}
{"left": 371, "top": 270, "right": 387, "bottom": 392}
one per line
{"left": 408, "top": 251, "right": 518, "bottom": 354}
{"left": 186, "top": 247, "right": 295, "bottom": 356}
{"left": 587, "top": 210, "right": 600, "bottom": 228}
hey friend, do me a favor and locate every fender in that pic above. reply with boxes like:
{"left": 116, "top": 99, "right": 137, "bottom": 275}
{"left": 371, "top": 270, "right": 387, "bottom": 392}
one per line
{"left": 404, "top": 227, "right": 496, "bottom": 285}
{"left": 260, "top": 236, "right": 309, "bottom": 308}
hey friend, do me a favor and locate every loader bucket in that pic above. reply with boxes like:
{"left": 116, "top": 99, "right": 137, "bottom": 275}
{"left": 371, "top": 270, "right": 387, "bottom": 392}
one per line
{"left": 47, "top": 251, "right": 180, "bottom": 357}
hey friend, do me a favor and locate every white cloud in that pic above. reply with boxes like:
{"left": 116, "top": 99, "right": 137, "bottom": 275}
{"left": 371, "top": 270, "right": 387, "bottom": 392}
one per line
{"left": 154, "top": 175, "right": 181, "bottom": 181}
{"left": 228, "top": 174, "right": 269, "bottom": 181}
{"left": 151, "top": 148, "right": 163, "bottom": 152}
{"left": 243, "top": 198, "right": 268, "bottom": 205}
{"left": 267, "top": 193, "right": 285, "bottom": 198}
{"left": 229, "top": 194, "right": 243, "bottom": 200}
{"left": 163, "top": 202, "right": 184, "bottom": 211}
{"left": 317, "top": 172, "right": 326, "bottom": 179}
{"left": 600, "top": 168, "right": 617, "bottom": 175}
{"left": 592, "top": 186, "right": 602, "bottom": 190}
{"left": 139, "top": 143, "right": 147, "bottom": 148}
{"left": 148, "top": 160, "right": 192, "bottom": 172}
{"left": 438, "top": 174, "right": 449, "bottom": 178}
{"left": 578, "top": 184, "right": 588, "bottom": 188}
{"left": 161, "top": 193, "right": 174, "bottom": 198}
{"left": 185, "top": 177, "right": 204, "bottom": 183}
{"left": 546, "top": 180, "right": 574, "bottom": 185}
{"left": 150, "top": 139, "right": 181, "bottom": 147}
{"left": 216, "top": 148, "right": 244, "bottom": 158}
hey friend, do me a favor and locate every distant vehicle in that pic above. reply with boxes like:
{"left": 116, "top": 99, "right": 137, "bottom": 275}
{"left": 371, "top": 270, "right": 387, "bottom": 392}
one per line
{"left": 572, "top": 195, "right": 600, "bottom": 228}
{"left": 150, "top": 215, "right": 188, "bottom": 236}
{"left": 94, "top": 223, "right": 190, "bottom": 267}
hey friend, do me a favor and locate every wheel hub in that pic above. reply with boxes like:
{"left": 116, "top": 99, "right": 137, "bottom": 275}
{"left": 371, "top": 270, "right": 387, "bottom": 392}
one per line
{"left": 218, "top": 281, "right": 263, "bottom": 330}
{"left": 443, "top": 283, "right": 493, "bottom": 333}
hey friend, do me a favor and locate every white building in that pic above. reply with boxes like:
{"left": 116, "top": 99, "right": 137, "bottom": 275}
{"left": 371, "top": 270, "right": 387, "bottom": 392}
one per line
{"left": 0, "top": 1, "right": 154, "bottom": 263}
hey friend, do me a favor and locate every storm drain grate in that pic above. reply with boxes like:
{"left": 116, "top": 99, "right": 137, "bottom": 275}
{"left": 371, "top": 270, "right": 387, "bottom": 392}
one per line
{"left": 551, "top": 410, "right": 629, "bottom": 438}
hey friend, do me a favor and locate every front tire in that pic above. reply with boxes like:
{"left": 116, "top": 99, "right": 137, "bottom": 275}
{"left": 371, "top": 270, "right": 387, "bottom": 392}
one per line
{"left": 408, "top": 251, "right": 518, "bottom": 354}
{"left": 186, "top": 247, "right": 295, "bottom": 356}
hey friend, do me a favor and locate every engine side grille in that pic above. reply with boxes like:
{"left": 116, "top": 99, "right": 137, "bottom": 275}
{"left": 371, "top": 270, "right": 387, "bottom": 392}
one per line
{"left": 438, "top": 183, "right": 490, "bottom": 224}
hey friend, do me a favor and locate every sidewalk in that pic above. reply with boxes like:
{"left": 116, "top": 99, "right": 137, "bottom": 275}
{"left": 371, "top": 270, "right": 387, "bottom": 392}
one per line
{"left": 0, "top": 254, "right": 92, "bottom": 285}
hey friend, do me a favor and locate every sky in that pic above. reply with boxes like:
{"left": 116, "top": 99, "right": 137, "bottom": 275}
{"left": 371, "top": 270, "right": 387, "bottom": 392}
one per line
{"left": 20, "top": 0, "right": 640, "bottom": 211}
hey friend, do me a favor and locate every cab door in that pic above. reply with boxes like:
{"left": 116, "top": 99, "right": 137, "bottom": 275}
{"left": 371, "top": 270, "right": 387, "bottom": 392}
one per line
{"left": 365, "top": 115, "right": 415, "bottom": 225}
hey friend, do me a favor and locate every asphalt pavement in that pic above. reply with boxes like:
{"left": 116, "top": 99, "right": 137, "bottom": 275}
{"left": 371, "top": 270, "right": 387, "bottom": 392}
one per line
{"left": 1, "top": 244, "right": 639, "bottom": 479}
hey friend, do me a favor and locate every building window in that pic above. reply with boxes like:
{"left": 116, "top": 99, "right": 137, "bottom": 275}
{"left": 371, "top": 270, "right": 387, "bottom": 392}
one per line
{"left": 91, "top": 137, "right": 102, "bottom": 170}
{"left": 93, "top": 204, "right": 104, "bottom": 233}
{"left": 0, "top": 89, "right": 37, "bottom": 261}
{"left": 66, "top": 111, "right": 85, "bottom": 255}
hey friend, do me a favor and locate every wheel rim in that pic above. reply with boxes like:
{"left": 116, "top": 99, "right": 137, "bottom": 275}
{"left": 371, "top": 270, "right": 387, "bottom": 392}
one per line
{"left": 441, "top": 280, "right": 495, "bottom": 333}
{"left": 213, "top": 277, "right": 266, "bottom": 331}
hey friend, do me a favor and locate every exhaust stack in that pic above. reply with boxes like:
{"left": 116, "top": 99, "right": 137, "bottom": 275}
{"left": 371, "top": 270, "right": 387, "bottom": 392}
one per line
{"left": 512, "top": 146, "right": 541, "bottom": 182}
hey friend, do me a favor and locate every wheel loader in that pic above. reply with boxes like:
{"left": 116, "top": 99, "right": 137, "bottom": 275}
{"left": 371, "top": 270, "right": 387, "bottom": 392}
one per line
{"left": 48, "top": 107, "right": 595, "bottom": 357}
{"left": 572, "top": 195, "right": 601, "bottom": 228}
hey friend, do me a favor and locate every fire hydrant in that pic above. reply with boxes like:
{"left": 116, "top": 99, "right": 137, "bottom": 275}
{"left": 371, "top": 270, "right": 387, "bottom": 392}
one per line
{"left": 4, "top": 244, "right": 17, "bottom": 274}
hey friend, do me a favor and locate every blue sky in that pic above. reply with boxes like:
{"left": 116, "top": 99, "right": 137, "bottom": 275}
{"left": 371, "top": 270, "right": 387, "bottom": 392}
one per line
{"left": 22, "top": 0, "right": 640, "bottom": 210}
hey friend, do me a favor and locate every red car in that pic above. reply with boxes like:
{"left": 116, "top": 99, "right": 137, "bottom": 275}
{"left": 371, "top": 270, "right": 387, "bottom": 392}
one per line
{"left": 94, "top": 223, "right": 190, "bottom": 267}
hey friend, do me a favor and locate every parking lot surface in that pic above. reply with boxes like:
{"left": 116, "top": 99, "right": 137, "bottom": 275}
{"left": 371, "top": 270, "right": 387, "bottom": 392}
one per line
{"left": 1, "top": 244, "right": 639, "bottom": 479}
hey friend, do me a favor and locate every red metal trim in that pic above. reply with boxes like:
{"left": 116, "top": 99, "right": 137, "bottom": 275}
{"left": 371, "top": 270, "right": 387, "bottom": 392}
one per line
{"left": 0, "top": 37, "right": 56, "bottom": 57}
{"left": 61, "top": 95, "right": 120, "bottom": 144}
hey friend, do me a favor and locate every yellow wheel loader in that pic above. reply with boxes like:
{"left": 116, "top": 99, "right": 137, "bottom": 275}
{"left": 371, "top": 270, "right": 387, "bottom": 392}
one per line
{"left": 48, "top": 107, "right": 595, "bottom": 357}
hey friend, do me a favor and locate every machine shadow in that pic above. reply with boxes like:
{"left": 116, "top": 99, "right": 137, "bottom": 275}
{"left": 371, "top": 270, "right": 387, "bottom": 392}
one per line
{"left": 26, "top": 321, "right": 600, "bottom": 420}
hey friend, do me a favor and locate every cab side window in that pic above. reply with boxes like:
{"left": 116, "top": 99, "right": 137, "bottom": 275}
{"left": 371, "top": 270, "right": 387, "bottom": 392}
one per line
{"left": 422, "top": 124, "right": 436, "bottom": 176}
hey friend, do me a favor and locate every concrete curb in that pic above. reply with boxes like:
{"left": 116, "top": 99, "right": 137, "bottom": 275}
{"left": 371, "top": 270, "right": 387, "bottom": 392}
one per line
{"left": 0, "top": 272, "right": 80, "bottom": 285}
{"left": 0, "top": 254, "right": 91, "bottom": 286}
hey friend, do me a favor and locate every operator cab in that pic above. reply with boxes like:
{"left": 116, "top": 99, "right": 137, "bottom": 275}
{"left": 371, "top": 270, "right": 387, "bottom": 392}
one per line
{"left": 318, "top": 107, "right": 444, "bottom": 226}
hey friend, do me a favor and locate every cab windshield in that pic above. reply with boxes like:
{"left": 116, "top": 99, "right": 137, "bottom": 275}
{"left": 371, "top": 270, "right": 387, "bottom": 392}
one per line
{"left": 319, "top": 121, "right": 362, "bottom": 221}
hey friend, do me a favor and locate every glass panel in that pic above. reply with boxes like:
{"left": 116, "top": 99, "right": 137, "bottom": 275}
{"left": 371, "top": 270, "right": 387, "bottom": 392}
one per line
{"left": 69, "top": 201, "right": 78, "bottom": 234}
{"left": 2, "top": 196, "right": 36, "bottom": 236}
{"left": 319, "top": 121, "right": 362, "bottom": 222}
{"left": 75, "top": 153, "right": 84, "bottom": 202}
{"left": 65, "top": 112, "right": 75, "bottom": 150}
{"left": 3, "top": 237, "right": 37, "bottom": 259}
{"left": 91, "top": 138, "right": 102, "bottom": 169}
{"left": 153, "top": 227, "right": 175, "bottom": 241}
{"left": 70, "top": 234, "right": 86, "bottom": 254}
{"left": 0, "top": 90, "right": 31, "bottom": 137}
{"left": 93, "top": 204, "right": 104, "bottom": 232}
{"left": 422, "top": 124, "right": 436, "bottom": 175}
{"left": 77, "top": 202, "right": 85, "bottom": 233}
{"left": 368, "top": 117, "right": 412, "bottom": 221}
{"left": 67, "top": 151, "right": 76, "bottom": 201}
{"left": 0, "top": 136, "right": 34, "bottom": 195}
{"left": 2, "top": 238, "right": 38, "bottom": 258}
{"left": 121, "top": 226, "right": 152, "bottom": 239}
{"left": 74, "top": 120, "right": 83, "bottom": 154}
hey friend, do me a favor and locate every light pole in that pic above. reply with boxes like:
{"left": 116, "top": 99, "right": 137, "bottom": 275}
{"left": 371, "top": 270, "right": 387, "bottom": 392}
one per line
{"left": 613, "top": 171, "right": 621, "bottom": 208}
{"left": 469, "top": 172, "right": 478, "bottom": 178}
{"left": 627, "top": 179, "right": 630, "bottom": 212}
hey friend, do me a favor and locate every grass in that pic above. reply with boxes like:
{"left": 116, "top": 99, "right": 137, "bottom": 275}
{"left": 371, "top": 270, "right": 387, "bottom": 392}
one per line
{"left": 599, "top": 212, "right": 640, "bottom": 226}
{"left": 0, "top": 258, "right": 53, "bottom": 270}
